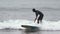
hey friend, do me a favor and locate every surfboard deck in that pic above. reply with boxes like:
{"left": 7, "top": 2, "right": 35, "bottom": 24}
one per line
{"left": 21, "top": 25, "right": 39, "bottom": 32}
{"left": 21, "top": 25, "right": 38, "bottom": 28}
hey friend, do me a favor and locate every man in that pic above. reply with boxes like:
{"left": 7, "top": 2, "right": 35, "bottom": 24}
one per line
{"left": 32, "top": 8, "right": 44, "bottom": 24}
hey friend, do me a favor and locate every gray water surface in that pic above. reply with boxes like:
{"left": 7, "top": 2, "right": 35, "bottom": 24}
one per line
{"left": 0, "top": 29, "right": 60, "bottom": 34}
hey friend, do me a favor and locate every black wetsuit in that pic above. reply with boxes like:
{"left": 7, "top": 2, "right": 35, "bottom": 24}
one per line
{"left": 35, "top": 10, "right": 44, "bottom": 23}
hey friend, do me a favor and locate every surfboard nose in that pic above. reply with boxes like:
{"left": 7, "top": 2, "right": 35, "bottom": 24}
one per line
{"left": 21, "top": 25, "right": 40, "bottom": 32}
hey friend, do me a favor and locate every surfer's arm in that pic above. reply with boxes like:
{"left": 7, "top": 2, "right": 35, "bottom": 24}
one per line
{"left": 34, "top": 13, "right": 38, "bottom": 22}
{"left": 35, "top": 13, "right": 38, "bottom": 20}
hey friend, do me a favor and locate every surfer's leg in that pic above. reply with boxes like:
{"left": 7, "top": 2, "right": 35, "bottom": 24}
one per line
{"left": 37, "top": 20, "right": 39, "bottom": 24}
{"left": 40, "top": 15, "right": 43, "bottom": 23}
{"left": 37, "top": 16, "right": 40, "bottom": 24}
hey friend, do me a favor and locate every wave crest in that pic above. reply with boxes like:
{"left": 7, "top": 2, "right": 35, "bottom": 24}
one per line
{"left": 0, "top": 19, "right": 60, "bottom": 30}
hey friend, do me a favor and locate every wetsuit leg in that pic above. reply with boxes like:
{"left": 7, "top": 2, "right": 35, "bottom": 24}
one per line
{"left": 37, "top": 15, "right": 43, "bottom": 24}
{"left": 39, "top": 15, "right": 43, "bottom": 23}
{"left": 37, "top": 16, "right": 40, "bottom": 24}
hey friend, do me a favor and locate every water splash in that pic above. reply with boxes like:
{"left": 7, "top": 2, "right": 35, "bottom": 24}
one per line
{"left": 0, "top": 19, "right": 60, "bottom": 30}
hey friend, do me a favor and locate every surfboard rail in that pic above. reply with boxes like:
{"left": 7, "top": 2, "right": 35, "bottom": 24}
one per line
{"left": 21, "top": 25, "right": 39, "bottom": 32}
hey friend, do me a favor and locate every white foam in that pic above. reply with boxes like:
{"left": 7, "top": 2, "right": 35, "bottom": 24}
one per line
{"left": 0, "top": 19, "right": 60, "bottom": 30}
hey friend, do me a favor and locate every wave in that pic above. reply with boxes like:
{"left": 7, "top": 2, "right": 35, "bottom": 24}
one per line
{"left": 0, "top": 19, "right": 60, "bottom": 30}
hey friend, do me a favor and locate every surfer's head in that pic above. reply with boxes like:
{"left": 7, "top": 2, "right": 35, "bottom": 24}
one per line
{"left": 32, "top": 8, "right": 36, "bottom": 12}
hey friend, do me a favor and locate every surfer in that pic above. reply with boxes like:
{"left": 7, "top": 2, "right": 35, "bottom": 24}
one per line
{"left": 32, "top": 8, "right": 44, "bottom": 24}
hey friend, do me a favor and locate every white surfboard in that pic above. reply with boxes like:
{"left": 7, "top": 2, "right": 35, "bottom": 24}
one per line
{"left": 21, "top": 25, "right": 38, "bottom": 28}
{"left": 21, "top": 25, "right": 39, "bottom": 32}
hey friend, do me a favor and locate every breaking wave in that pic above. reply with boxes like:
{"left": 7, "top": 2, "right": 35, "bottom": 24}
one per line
{"left": 0, "top": 19, "right": 60, "bottom": 30}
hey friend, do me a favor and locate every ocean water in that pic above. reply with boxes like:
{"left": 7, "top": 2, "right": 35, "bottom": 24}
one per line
{"left": 0, "top": 0, "right": 60, "bottom": 34}
{"left": 0, "top": 8, "right": 60, "bottom": 30}
{"left": 0, "top": 8, "right": 60, "bottom": 34}
{"left": 0, "top": 29, "right": 60, "bottom": 34}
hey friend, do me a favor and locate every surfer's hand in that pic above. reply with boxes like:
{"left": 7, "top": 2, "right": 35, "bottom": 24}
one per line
{"left": 34, "top": 18, "right": 36, "bottom": 23}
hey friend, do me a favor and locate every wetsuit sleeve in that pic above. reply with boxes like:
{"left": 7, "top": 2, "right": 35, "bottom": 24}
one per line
{"left": 34, "top": 13, "right": 38, "bottom": 23}
{"left": 35, "top": 13, "right": 38, "bottom": 20}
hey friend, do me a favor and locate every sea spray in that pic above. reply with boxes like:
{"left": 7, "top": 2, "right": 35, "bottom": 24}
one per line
{"left": 0, "top": 19, "right": 60, "bottom": 30}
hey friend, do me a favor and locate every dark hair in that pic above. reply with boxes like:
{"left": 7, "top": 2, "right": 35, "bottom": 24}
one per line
{"left": 32, "top": 8, "right": 35, "bottom": 12}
